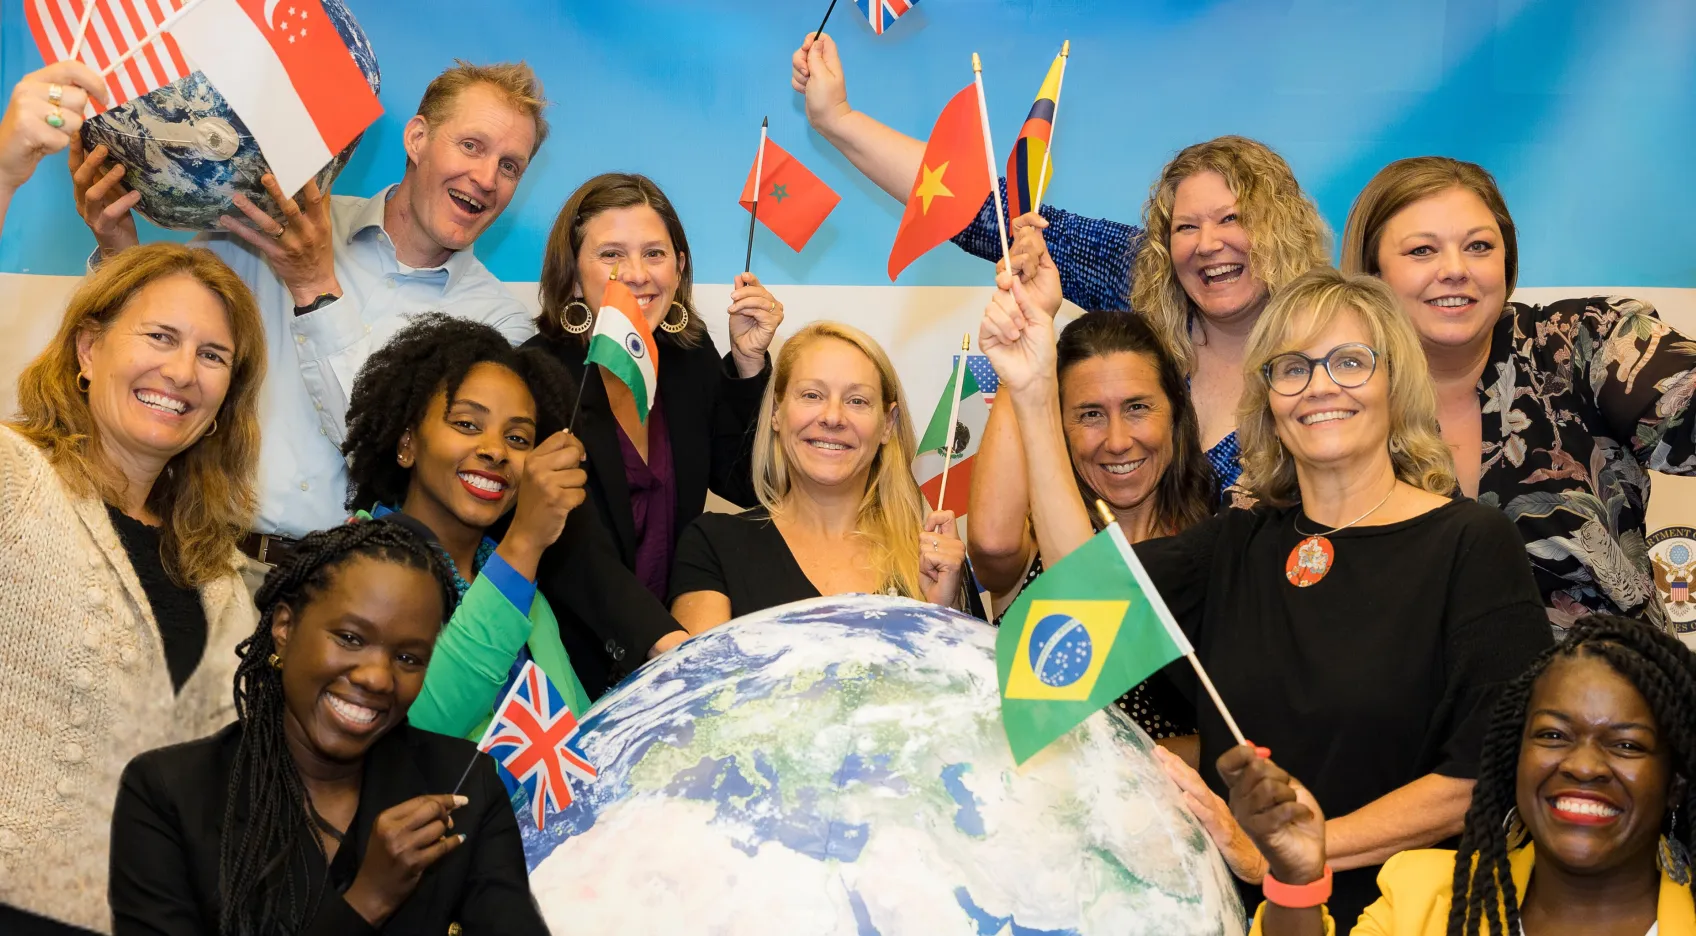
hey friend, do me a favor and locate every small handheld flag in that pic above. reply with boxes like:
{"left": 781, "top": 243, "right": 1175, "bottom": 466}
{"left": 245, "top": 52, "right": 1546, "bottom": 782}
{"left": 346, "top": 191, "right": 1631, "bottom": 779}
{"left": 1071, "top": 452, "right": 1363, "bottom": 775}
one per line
{"left": 1006, "top": 42, "right": 1069, "bottom": 219}
{"left": 739, "top": 136, "right": 841, "bottom": 253}
{"left": 933, "top": 334, "right": 971, "bottom": 513}
{"left": 912, "top": 353, "right": 997, "bottom": 517}
{"left": 476, "top": 660, "right": 597, "bottom": 830}
{"left": 584, "top": 272, "right": 660, "bottom": 423}
{"left": 24, "top": 0, "right": 202, "bottom": 114}
{"left": 855, "top": 0, "right": 916, "bottom": 35}
{"left": 887, "top": 82, "right": 992, "bottom": 280}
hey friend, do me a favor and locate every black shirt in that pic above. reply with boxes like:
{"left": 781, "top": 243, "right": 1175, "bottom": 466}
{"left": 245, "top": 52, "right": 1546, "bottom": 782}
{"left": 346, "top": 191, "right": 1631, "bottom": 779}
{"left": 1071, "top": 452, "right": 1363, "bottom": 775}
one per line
{"left": 1134, "top": 499, "right": 1552, "bottom": 926}
{"left": 670, "top": 507, "right": 821, "bottom": 615}
{"left": 106, "top": 506, "right": 207, "bottom": 693}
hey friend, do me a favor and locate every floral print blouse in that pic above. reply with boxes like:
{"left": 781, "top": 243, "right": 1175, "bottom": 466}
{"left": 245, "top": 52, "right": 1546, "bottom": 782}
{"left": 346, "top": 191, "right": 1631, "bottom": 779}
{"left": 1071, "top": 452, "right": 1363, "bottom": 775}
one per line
{"left": 1479, "top": 296, "right": 1695, "bottom": 633}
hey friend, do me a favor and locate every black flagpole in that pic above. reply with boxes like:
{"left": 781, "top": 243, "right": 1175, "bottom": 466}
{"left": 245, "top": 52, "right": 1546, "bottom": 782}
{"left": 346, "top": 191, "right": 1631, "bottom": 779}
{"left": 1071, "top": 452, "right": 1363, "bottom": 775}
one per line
{"left": 812, "top": 0, "right": 839, "bottom": 40}
{"left": 744, "top": 116, "right": 767, "bottom": 274}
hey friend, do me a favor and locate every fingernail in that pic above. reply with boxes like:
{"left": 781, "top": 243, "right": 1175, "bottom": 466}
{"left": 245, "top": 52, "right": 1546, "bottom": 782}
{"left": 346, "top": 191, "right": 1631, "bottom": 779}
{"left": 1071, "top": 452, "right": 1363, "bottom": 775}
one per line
{"left": 452, "top": 794, "right": 469, "bottom": 807}
{"left": 1255, "top": 747, "right": 1271, "bottom": 759}
{"left": 457, "top": 833, "right": 467, "bottom": 843}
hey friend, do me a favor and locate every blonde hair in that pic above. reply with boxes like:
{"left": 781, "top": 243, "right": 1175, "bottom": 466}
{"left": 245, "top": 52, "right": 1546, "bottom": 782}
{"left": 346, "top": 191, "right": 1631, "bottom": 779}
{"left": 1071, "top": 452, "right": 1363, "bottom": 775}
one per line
{"left": 1130, "top": 136, "right": 1331, "bottom": 372}
{"left": 1340, "top": 156, "right": 1519, "bottom": 295}
{"left": 1235, "top": 267, "right": 1455, "bottom": 506}
{"left": 752, "top": 322, "right": 926, "bottom": 599}
{"left": 415, "top": 59, "right": 549, "bottom": 157}
{"left": 9, "top": 244, "right": 266, "bottom": 586}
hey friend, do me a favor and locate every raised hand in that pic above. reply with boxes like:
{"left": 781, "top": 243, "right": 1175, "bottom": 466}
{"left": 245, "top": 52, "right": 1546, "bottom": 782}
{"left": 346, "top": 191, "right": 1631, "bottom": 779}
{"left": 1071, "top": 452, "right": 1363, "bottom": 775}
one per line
{"left": 978, "top": 269, "right": 1058, "bottom": 396}
{"left": 918, "top": 510, "right": 968, "bottom": 607}
{"left": 68, "top": 137, "right": 140, "bottom": 256}
{"left": 1005, "top": 215, "right": 1062, "bottom": 319}
{"left": 1215, "top": 744, "right": 1328, "bottom": 887}
{"left": 217, "top": 173, "right": 340, "bottom": 307}
{"left": 792, "top": 32, "right": 850, "bottom": 134}
{"left": 498, "top": 430, "right": 588, "bottom": 579}
{"left": 1, "top": 61, "right": 106, "bottom": 193}
{"left": 342, "top": 793, "right": 466, "bottom": 927}
{"left": 727, "top": 271, "right": 783, "bottom": 378}
{"left": 1155, "top": 745, "right": 1270, "bottom": 883}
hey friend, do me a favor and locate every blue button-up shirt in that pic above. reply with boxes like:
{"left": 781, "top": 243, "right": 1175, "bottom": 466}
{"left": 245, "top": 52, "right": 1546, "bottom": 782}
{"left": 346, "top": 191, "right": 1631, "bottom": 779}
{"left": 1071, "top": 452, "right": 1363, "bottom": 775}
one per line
{"left": 195, "top": 184, "right": 536, "bottom": 536}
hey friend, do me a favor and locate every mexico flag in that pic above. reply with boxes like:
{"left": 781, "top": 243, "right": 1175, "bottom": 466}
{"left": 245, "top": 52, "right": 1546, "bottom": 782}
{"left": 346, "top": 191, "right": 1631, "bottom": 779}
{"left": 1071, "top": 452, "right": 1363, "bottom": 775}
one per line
{"left": 586, "top": 279, "right": 659, "bottom": 423}
{"left": 912, "top": 354, "right": 998, "bottom": 516}
{"left": 170, "top": 0, "right": 381, "bottom": 196}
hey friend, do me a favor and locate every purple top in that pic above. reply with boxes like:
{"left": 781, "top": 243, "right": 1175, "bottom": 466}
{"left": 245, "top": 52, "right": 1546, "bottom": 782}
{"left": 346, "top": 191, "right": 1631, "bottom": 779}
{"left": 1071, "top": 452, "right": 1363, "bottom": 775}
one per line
{"left": 614, "top": 398, "right": 677, "bottom": 603}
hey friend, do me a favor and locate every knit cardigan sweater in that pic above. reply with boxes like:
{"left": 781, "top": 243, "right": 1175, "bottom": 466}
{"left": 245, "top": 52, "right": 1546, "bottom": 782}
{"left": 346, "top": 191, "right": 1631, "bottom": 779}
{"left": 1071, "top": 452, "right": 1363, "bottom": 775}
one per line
{"left": 0, "top": 426, "right": 254, "bottom": 933}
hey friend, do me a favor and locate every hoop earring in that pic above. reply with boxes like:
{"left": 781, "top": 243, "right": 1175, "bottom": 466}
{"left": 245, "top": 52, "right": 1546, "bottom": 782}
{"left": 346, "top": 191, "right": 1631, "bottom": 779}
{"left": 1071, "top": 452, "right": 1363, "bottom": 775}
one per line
{"left": 1502, "top": 806, "right": 1528, "bottom": 851}
{"left": 559, "top": 299, "right": 592, "bottom": 336}
{"left": 267, "top": 653, "right": 283, "bottom": 671}
{"left": 203, "top": 417, "right": 217, "bottom": 438}
{"left": 1661, "top": 806, "right": 1692, "bottom": 885}
{"left": 659, "top": 300, "right": 689, "bottom": 335}
{"left": 77, "top": 372, "right": 91, "bottom": 393}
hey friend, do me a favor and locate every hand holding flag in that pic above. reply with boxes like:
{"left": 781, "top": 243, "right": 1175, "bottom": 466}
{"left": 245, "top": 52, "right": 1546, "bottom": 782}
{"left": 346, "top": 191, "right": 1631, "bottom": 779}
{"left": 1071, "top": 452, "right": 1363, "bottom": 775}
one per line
{"left": 918, "top": 510, "right": 968, "bottom": 605}
{"left": 725, "top": 272, "right": 784, "bottom": 377}
{"left": 0, "top": 61, "right": 108, "bottom": 190}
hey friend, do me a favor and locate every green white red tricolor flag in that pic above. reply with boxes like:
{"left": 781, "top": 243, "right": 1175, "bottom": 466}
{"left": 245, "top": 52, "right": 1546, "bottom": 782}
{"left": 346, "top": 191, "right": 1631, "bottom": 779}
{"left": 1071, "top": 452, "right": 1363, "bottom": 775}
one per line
{"left": 913, "top": 354, "right": 997, "bottom": 516}
{"left": 586, "top": 277, "right": 659, "bottom": 423}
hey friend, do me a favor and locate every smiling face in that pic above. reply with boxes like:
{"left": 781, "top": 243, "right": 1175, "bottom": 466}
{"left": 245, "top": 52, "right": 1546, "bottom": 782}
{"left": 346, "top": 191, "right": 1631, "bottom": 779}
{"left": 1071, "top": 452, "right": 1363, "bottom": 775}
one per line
{"left": 1169, "top": 170, "right": 1268, "bottom": 326}
{"left": 398, "top": 362, "right": 537, "bottom": 537}
{"left": 272, "top": 556, "right": 445, "bottom": 765}
{"left": 1516, "top": 654, "right": 1675, "bottom": 877}
{"left": 574, "top": 204, "right": 686, "bottom": 334}
{"left": 398, "top": 82, "right": 537, "bottom": 260}
{"left": 774, "top": 337, "right": 893, "bottom": 493}
{"left": 1373, "top": 186, "right": 1509, "bottom": 353}
{"left": 1266, "top": 309, "right": 1392, "bottom": 475}
{"left": 1059, "top": 351, "right": 1174, "bottom": 514}
{"left": 75, "top": 272, "right": 235, "bottom": 475}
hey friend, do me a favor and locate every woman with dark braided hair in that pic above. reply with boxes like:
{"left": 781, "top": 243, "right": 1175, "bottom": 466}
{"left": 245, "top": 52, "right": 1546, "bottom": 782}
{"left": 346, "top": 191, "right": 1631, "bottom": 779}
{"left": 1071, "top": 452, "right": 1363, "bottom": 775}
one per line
{"left": 108, "top": 522, "right": 548, "bottom": 935}
{"left": 1217, "top": 613, "right": 1695, "bottom": 936}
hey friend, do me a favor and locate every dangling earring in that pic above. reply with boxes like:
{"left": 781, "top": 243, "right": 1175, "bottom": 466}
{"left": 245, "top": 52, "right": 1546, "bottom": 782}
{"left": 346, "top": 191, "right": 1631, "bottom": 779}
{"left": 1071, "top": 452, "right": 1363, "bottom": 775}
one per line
{"left": 1502, "top": 806, "right": 1528, "bottom": 851}
{"left": 203, "top": 417, "right": 218, "bottom": 438}
{"left": 267, "top": 652, "right": 283, "bottom": 671}
{"left": 397, "top": 433, "right": 413, "bottom": 468}
{"left": 1660, "top": 806, "right": 1691, "bottom": 885}
{"left": 77, "top": 372, "right": 91, "bottom": 393}
{"left": 560, "top": 298, "right": 592, "bottom": 336}
{"left": 659, "top": 300, "right": 689, "bottom": 334}
{"left": 1388, "top": 434, "right": 1405, "bottom": 455}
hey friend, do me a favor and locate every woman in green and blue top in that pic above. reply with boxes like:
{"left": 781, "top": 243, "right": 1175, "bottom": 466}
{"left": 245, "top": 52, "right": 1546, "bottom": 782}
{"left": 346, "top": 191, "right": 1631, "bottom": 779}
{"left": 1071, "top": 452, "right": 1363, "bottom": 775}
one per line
{"left": 341, "top": 313, "right": 591, "bottom": 738}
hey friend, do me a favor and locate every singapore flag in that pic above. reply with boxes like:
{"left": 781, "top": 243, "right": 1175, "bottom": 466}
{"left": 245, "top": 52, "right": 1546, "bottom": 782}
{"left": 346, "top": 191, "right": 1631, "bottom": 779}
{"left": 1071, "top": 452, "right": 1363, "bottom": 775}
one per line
{"left": 171, "top": 0, "right": 381, "bottom": 196}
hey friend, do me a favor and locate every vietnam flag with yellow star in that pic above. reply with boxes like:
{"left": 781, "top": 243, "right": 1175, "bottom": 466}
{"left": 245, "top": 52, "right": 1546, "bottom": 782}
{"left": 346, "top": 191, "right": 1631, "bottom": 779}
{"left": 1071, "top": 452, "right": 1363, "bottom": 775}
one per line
{"left": 887, "top": 84, "right": 992, "bottom": 281}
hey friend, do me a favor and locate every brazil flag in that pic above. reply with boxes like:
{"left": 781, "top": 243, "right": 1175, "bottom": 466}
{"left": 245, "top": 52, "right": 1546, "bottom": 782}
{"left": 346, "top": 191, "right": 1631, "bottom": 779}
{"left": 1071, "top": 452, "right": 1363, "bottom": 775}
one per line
{"left": 997, "top": 526, "right": 1193, "bottom": 764}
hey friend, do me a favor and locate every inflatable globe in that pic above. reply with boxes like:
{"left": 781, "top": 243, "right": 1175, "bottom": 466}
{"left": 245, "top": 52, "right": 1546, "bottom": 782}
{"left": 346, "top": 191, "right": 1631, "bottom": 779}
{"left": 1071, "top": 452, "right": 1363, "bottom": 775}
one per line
{"left": 524, "top": 595, "right": 1247, "bottom": 935}
{"left": 80, "top": 0, "right": 379, "bottom": 230}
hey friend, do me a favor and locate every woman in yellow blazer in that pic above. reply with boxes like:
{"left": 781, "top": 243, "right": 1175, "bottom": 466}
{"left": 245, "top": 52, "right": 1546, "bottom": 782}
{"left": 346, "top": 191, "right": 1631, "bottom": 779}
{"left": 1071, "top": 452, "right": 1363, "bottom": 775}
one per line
{"left": 1217, "top": 613, "right": 1694, "bottom": 936}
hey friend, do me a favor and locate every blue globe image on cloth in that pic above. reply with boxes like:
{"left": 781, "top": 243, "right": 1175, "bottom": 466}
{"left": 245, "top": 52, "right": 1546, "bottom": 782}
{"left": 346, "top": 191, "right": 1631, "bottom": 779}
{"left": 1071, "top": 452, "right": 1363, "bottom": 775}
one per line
{"left": 1027, "top": 612, "right": 1094, "bottom": 687}
{"left": 78, "top": 0, "right": 378, "bottom": 231}
{"left": 520, "top": 594, "right": 1246, "bottom": 934}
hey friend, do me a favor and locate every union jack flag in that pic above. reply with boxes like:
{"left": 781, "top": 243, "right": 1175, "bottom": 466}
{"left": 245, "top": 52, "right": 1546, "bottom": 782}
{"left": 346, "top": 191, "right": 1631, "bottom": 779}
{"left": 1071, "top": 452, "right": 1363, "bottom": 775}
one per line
{"left": 855, "top": 0, "right": 917, "bottom": 35}
{"left": 476, "top": 661, "right": 596, "bottom": 830}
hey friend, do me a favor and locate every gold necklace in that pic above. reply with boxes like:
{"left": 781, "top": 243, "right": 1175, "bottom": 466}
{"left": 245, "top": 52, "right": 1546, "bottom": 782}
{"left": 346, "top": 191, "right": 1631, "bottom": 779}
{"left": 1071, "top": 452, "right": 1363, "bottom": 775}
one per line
{"left": 1284, "top": 483, "right": 1396, "bottom": 587}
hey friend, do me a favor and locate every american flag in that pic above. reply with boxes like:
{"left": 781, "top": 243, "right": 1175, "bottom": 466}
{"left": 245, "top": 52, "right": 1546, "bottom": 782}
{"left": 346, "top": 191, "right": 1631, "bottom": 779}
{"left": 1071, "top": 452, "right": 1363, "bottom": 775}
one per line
{"left": 957, "top": 354, "right": 999, "bottom": 406}
{"left": 24, "top": 0, "right": 193, "bottom": 115}
{"left": 855, "top": 0, "right": 917, "bottom": 35}
{"left": 477, "top": 661, "right": 597, "bottom": 830}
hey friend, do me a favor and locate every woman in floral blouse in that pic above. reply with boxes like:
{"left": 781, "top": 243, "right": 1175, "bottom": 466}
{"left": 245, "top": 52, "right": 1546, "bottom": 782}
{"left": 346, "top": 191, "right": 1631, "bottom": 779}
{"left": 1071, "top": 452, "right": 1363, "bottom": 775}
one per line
{"left": 1341, "top": 157, "right": 1694, "bottom": 632}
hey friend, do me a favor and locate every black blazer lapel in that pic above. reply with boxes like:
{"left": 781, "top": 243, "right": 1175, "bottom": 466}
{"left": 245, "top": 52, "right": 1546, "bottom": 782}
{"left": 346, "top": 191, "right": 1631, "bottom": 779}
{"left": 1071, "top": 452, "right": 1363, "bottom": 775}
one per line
{"left": 352, "top": 726, "right": 444, "bottom": 932}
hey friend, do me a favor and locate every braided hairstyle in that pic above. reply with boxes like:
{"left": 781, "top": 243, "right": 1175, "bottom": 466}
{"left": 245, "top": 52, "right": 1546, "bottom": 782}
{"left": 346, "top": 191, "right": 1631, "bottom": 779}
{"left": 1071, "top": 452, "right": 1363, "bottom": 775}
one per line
{"left": 216, "top": 521, "right": 458, "bottom": 936}
{"left": 342, "top": 313, "right": 577, "bottom": 513}
{"left": 1446, "top": 614, "right": 1696, "bottom": 936}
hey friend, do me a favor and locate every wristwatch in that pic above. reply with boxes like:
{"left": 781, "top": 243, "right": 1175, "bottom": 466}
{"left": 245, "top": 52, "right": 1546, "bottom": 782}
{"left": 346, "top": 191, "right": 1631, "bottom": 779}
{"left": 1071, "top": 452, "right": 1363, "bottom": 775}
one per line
{"left": 1262, "top": 864, "right": 1332, "bottom": 909}
{"left": 293, "top": 293, "right": 339, "bottom": 315}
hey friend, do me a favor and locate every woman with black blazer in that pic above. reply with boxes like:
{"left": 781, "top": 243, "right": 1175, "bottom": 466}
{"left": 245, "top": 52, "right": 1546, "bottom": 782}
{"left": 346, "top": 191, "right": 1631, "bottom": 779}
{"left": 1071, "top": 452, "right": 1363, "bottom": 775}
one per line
{"left": 109, "top": 522, "right": 547, "bottom": 936}
{"left": 524, "top": 172, "right": 782, "bottom": 696}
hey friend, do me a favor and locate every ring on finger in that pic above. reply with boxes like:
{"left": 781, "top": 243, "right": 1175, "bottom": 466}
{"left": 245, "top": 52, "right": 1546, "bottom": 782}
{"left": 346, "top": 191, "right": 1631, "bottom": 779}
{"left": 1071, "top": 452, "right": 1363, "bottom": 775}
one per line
{"left": 270, "top": 223, "right": 287, "bottom": 240}
{"left": 44, "top": 108, "right": 65, "bottom": 129}
{"left": 47, "top": 83, "right": 64, "bottom": 106}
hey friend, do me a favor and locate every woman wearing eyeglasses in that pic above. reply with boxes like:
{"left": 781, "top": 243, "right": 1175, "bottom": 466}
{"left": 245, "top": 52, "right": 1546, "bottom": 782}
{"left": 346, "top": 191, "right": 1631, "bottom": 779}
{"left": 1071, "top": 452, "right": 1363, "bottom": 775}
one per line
{"left": 992, "top": 266, "right": 1553, "bottom": 924}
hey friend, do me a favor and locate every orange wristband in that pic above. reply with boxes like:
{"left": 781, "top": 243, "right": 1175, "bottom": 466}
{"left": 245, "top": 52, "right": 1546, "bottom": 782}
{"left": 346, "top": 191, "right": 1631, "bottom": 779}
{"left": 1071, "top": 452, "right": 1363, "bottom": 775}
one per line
{"left": 1262, "top": 864, "right": 1332, "bottom": 909}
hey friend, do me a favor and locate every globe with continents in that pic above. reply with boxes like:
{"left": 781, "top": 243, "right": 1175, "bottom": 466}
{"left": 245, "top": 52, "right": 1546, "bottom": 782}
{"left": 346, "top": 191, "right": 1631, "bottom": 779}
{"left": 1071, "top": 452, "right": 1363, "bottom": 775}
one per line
{"left": 523, "top": 595, "right": 1246, "bottom": 935}
{"left": 79, "top": 0, "right": 379, "bottom": 231}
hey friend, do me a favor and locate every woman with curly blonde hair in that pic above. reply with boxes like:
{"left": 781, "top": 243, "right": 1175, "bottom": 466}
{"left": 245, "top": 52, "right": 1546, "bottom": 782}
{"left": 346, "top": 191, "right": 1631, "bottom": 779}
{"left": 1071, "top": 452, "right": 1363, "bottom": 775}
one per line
{"left": 0, "top": 243, "right": 265, "bottom": 934}
{"left": 1120, "top": 267, "right": 1552, "bottom": 927}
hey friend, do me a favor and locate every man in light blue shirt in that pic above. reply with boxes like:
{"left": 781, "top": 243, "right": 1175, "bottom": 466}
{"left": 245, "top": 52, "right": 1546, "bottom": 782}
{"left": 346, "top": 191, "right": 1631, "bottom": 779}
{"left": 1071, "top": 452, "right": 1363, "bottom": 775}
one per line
{"left": 72, "top": 61, "right": 547, "bottom": 554}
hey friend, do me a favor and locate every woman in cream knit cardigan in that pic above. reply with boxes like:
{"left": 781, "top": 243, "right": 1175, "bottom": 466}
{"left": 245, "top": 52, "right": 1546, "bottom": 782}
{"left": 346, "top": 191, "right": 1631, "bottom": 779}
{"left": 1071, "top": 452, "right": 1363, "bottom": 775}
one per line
{"left": 0, "top": 244, "right": 265, "bottom": 934}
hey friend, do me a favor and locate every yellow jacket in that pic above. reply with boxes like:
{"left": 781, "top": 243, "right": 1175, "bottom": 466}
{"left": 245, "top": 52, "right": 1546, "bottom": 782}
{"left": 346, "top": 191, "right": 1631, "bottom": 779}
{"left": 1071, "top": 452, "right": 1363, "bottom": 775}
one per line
{"left": 1249, "top": 845, "right": 1694, "bottom": 936}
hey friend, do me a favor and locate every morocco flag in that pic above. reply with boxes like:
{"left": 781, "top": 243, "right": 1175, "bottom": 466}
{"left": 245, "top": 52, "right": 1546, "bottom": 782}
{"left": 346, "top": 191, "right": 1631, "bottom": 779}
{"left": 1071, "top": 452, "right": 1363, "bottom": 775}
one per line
{"left": 912, "top": 354, "right": 997, "bottom": 516}
{"left": 586, "top": 279, "right": 659, "bottom": 422}
{"left": 887, "top": 84, "right": 993, "bottom": 281}
{"left": 739, "top": 138, "right": 840, "bottom": 252}
{"left": 171, "top": 0, "right": 381, "bottom": 196}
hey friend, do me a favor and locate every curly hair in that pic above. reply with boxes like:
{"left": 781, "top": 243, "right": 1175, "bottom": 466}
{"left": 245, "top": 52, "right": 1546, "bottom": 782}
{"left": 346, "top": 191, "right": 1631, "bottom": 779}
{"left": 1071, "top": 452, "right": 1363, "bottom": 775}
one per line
{"left": 1129, "top": 136, "right": 1331, "bottom": 373}
{"left": 1445, "top": 614, "right": 1696, "bottom": 936}
{"left": 218, "top": 520, "right": 458, "bottom": 936}
{"left": 342, "top": 314, "right": 576, "bottom": 513}
{"left": 1235, "top": 267, "right": 1456, "bottom": 505}
{"left": 1055, "top": 311, "right": 1215, "bottom": 533}
{"left": 9, "top": 243, "right": 266, "bottom": 586}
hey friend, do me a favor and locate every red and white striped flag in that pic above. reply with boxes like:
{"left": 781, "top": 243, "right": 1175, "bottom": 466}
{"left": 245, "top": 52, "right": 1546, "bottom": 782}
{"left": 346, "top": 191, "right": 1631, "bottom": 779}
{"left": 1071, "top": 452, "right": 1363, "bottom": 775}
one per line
{"left": 170, "top": 0, "right": 382, "bottom": 196}
{"left": 24, "top": 0, "right": 193, "bottom": 115}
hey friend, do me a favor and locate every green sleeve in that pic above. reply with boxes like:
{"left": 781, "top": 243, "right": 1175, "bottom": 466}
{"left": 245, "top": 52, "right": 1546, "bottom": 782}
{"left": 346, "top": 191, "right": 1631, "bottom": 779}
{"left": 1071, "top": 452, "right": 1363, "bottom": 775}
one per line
{"left": 410, "top": 576, "right": 533, "bottom": 740}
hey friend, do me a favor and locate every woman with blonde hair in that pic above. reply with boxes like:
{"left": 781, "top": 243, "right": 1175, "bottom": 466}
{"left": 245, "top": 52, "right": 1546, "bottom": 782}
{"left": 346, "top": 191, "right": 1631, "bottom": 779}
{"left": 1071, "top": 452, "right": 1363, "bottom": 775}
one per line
{"left": 994, "top": 267, "right": 1551, "bottom": 926}
{"left": 0, "top": 243, "right": 266, "bottom": 934}
{"left": 670, "top": 322, "right": 969, "bottom": 630}
{"left": 1341, "top": 156, "right": 1695, "bottom": 632}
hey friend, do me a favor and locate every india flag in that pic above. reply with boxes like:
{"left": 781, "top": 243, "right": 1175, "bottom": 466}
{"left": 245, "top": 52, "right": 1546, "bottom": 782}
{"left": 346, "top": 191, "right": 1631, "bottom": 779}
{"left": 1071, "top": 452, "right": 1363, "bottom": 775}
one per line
{"left": 586, "top": 279, "right": 659, "bottom": 422}
{"left": 913, "top": 354, "right": 997, "bottom": 516}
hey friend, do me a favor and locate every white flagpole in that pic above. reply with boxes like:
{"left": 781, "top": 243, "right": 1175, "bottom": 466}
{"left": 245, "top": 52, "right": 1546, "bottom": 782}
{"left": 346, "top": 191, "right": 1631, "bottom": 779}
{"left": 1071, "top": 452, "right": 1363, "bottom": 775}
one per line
{"left": 98, "top": 0, "right": 208, "bottom": 78}
{"left": 970, "top": 52, "right": 1012, "bottom": 268}
{"left": 66, "top": 0, "right": 98, "bottom": 62}
{"left": 933, "top": 334, "right": 972, "bottom": 513}
{"left": 1092, "top": 500, "right": 1248, "bottom": 747}
{"left": 1031, "top": 40, "right": 1070, "bottom": 213}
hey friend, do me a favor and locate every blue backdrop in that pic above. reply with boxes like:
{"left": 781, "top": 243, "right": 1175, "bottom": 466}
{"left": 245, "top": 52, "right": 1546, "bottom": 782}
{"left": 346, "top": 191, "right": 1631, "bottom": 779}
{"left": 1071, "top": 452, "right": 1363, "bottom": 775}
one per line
{"left": 2, "top": 0, "right": 1693, "bottom": 287}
